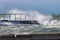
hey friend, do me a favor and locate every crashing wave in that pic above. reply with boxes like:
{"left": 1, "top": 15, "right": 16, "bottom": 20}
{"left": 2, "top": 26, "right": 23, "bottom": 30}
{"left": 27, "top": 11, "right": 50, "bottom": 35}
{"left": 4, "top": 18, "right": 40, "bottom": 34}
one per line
{"left": 7, "top": 9, "right": 60, "bottom": 28}
{"left": 0, "top": 9, "right": 60, "bottom": 35}
{"left": 0, "top": 9, "right": 59, "bottom": 28}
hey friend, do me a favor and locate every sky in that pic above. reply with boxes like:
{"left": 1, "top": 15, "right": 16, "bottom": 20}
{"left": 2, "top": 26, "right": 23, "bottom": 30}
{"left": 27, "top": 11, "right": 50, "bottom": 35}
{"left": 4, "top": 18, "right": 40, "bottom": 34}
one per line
{"left": 0, "top": 0, "right": 60, "bottom": 14}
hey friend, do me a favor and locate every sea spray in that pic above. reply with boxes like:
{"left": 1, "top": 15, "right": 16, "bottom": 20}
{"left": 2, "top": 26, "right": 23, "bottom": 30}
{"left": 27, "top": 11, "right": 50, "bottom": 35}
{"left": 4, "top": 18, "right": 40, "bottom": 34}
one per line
{"left": 8, "top": 9, "right": 53, "bottom": 25}
{"left": 6, "top": 9, "right": 60, "bottom": 28}
{"left": 0, "top": 9, "right": 60, "bottom": 34}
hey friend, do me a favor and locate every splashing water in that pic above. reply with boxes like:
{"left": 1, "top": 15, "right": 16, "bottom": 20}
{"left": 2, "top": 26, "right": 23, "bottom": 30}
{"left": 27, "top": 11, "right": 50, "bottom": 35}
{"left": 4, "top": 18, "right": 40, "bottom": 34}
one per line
{"left": 0, "top": 9, "right": 60, "bottom": 35}
{"left": 8, "top": 9, "right": 56, "bottom": 26}
{"left": 8, "top": 9, "right": 52, "bottom": 24}
{"left": 8, "top": 9, "right": 60, "bottom": 28}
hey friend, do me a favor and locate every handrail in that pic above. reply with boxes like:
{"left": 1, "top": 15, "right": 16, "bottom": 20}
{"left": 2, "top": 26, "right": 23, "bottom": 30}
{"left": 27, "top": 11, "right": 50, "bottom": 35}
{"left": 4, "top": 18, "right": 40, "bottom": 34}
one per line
{"left": 0, "top": 14, "right": 26, "bottom": 20}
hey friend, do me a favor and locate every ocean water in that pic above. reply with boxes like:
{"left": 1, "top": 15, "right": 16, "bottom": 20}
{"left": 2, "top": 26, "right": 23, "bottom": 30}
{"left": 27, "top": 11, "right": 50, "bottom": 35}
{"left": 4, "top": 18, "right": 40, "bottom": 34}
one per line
{"left": 0, "top": 22, "right": 60, "bottom": 35}
{"left": 0, "top": 9, "right": 60, "bottom": 35}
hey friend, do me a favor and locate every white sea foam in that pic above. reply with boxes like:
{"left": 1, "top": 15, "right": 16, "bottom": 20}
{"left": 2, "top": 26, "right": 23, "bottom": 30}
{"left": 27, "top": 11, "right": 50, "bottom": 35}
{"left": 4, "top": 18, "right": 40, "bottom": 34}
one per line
{"left": 7, "top": 9, "right": 60, "bottom": 28}
{"left": 0, "top": 9, "right": 60, "bottom": 34}
{"left": 0, "top": 8, "right": 59, "bottom": 28}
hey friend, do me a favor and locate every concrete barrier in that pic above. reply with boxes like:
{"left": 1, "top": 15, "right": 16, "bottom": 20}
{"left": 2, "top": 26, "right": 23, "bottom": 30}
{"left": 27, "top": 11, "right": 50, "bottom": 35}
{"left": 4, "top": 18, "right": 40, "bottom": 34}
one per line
{"left": 0, "top": 33, "right": 60, "bottom": 40}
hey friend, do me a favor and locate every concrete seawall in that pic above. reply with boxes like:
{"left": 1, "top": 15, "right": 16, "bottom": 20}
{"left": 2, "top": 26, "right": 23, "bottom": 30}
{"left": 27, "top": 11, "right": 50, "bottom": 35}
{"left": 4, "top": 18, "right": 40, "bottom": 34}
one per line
{"left": 0, "top": 32, "right": 60, "bottom": 40}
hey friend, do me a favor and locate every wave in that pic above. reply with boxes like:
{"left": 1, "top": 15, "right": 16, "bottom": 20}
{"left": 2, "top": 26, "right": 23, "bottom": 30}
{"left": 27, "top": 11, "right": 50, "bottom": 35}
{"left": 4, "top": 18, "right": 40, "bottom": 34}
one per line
{"left": 0, "top": 9, "right": 60, "bottom": 34}
{"left": 8, "top": 9, "right": 60, "bottom": 28}
{"left": 0, "top": 9, "right": 60, "bottom": 28}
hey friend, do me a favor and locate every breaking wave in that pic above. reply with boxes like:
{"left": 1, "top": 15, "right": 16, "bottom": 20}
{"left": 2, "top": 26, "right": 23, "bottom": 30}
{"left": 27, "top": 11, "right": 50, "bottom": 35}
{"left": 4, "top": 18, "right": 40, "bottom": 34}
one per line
{"left": 0, "top": 9, "right": 60, "bottom": 35}
{"left": 7, "top": 9, "right": 60, "bottom": 28}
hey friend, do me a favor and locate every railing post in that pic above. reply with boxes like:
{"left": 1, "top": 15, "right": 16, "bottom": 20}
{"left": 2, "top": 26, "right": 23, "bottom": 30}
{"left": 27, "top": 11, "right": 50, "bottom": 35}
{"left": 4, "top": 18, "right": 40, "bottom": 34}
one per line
{"left": 9, "top": 14, "right": 10, "bottom": 21}
{"left": 3, "top": 14, "right": 4, "bottom": 20}
{"left": 20, "top": 13, "right": 21, "bottom": 21}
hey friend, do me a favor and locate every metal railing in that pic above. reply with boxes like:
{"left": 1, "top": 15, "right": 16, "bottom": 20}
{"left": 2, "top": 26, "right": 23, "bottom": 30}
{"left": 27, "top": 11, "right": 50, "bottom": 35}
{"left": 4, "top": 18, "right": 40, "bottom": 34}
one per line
{"left": 0, "top": 14, "right": 26, "bottom": 21}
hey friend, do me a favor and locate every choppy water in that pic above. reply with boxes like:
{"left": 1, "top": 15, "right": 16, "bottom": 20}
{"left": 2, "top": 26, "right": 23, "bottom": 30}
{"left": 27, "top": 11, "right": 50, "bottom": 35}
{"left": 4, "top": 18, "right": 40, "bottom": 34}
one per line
{"left": 0, "top": 9, "right": 60, "bottom": 35}
{"left": 0, "top": 22, "right": 60, "bottom": 35}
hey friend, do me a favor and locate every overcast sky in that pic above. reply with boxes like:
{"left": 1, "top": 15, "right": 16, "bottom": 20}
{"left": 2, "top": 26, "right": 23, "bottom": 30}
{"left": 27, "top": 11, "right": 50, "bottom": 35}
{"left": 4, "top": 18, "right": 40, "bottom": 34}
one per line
{"left": 0, "top": 0, "right": 60, "bottom": 4}
{"left": 0, "top": 0, "right": 60, "bottom": 14}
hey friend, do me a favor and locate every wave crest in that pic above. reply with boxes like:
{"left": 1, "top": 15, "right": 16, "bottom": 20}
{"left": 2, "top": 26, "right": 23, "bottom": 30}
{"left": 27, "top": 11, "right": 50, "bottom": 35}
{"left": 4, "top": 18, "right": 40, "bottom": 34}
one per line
{"left": 7, "top": 9, "right": 60, "bottom": 28}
